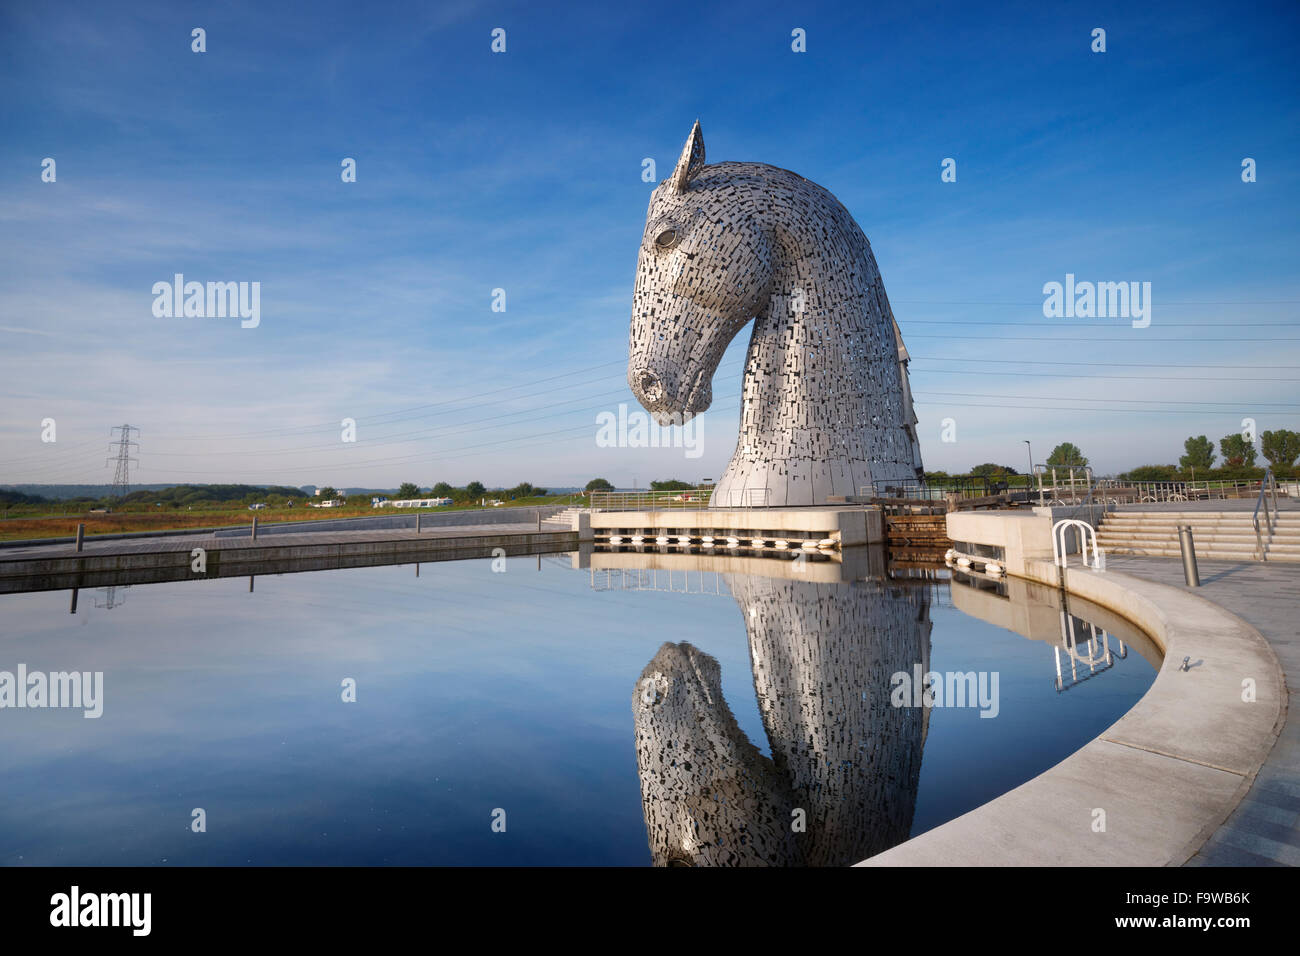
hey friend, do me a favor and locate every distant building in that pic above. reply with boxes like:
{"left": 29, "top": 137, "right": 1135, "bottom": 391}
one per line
{"left": 385, "top": 498, "right": 453, "bottom": 509}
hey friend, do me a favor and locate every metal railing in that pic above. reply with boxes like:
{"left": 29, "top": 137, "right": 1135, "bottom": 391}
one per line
{"left": 1253, "top": 467, "right": 1279, "bottom": 560}
{"left": 1034, "top": 465, "right": 1093, "bottom": 506}
{"left": 1065, "top": 476, "right": 1110, "bottom": 528}
{"left": 866, "top": 476, "right": 1034, "bottom": 502}
{"left": 1054, "top": 616, "right": 1126, "bottom": 692}
{"left": 590, "top": 567, "right": 728, "bottom": 595}
{"left": 1053, "top": 518, "right": 1105, "bottom": 571}
{"left": 589, "top": 490, "right": 711, "bottom": 512}
{"left": 587, "top": 488, "right": 773, "bottom": 512}
{"left": 1089, "top": 478, "right": 1272, "bottom": 504}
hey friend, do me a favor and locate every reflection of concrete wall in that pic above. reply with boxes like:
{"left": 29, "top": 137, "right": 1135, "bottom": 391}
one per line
{"left": 583, "top": 544, "right": 886, "bottom": 583}
{"left": 948, "top": 576, "right": 1061, "bottom": 644}
{"left": 633, "top": 573, "right": 931, "bottom": 866}
{"left": 949, "top": 572, "right": 1162, "bottom": 669}
{"left": 590, "top": 508, "right": 882, "bottom": 545}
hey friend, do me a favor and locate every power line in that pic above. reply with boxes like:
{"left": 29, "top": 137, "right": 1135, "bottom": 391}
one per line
{"left": 912, "top": 356, "right": 1300, "bottom": 369}
{"left": 153, "top": 361, "right": 632, "bottom": 441}
{"left": 143, "top": 362, "right": 755, "bottom": 459}
{"left": 913, "top": 390, "right": 1300, "bottom": 408}
{"left": 916, "top": 366, "right": 1296, "bottom": 382}
{"left": 913, "top": 400, "right": 1284, "bottom": 416}
{"left": 63, "top": 353, "right": 1300, "bottom": 453}
{"left": 906, "top": 334, "right": 1300, "bottom": 342}
{"left": 8, "top": 344, "right": 1300, "bottom": 485}
{"left": 893, "top": 299, "right": 1300, "bottom": 306}
{"left": 902, "top": 318, "right": 1300, "bottom": 327}
{"left": 0, "top": 438, "right": 105, "bottom": 467}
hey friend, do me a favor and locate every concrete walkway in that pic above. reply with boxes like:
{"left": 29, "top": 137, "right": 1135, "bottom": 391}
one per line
{"left": 0, "top": 522, "right": 580, "bottom": 596}
{"left": 1107, "top": 555, "right": 1300, "bottom": 866}
{"left": 861, "top": 553, "right": 1285, "bottom": 866}
{"left": 0, "top": 522, "right": 566, "bottom": 560}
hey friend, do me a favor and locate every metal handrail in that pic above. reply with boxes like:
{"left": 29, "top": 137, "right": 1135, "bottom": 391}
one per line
{"left": 1079, "top": 477, "right": 1273, "bottom": 506}
{"left": 1053, "top": 518, "right": 1104, "bottom": 571}
{"left": 588, "top": 490, "right": 711, "bottom": 513}
{"left": 866, "top": 475, "right": 1035, "bottom": 502}
{"left": 1253, "top": 467, "right": 1279, "bottom": 560}
{"left": 1072, "top": 474, "right": 1109, "bottom": 528}
{"left": 587, "top": 488, "right": 770, "bottom": 513}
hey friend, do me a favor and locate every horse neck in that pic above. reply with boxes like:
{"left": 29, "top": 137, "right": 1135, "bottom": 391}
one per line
{"left": 737, "top": 243, "right": 885, "bottom": 446}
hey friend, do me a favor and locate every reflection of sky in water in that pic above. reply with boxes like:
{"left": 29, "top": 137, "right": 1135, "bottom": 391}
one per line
{"left": 914, "top": 600, "right": 1156, "bottom": 836}
{"left": 0, "top": 559, "right": 1155, "bottom": 865}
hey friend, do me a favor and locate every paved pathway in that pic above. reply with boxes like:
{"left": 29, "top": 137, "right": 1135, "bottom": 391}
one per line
{"left": 1107, "top": 555, "right": 1299, "bottom": 866}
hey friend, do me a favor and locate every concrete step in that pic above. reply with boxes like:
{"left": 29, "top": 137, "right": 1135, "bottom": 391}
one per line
{"left": 1100, "top": 547, "right": 1300, "bottom": 562}
{"left": 1103, "top": 513, "right": 1298, "bottom": 518}
{"left": 1099, "top": 519, "right": 1299, "bottom": 537}
{"left": 1108, "top": 508, "right": 1294, "bottom": 518}
{"left": 1098, "top": 528, "right": 1300, "bottom": 536}
{"left": 1102, "top": 516, "right": 1298, "bottom": 527}
{"left": 1100, "top": 539, "right": 1300, "bottom": 558}
{"left": 1103, "top": 548, "right": 1300, "bottom": 563}
{"left": 1101, "top": 520, "right": 1298, "bottom": 530}
{"left": 1098, "top": 522, "right": 1299, "bottom": 532}
{"left": 1097, "top": 531, "right": 1300, "bottom": 544}
{"left": 1100, "top": 528, "right": 1290, "bottom": 539}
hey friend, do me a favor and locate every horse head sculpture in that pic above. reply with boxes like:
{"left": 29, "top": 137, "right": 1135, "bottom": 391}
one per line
{"left": 628, "top": 121, "right": 924, "bottom": 506}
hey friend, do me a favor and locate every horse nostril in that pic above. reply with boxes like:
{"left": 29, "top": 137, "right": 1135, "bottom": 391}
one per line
{"left": 639, "top": 372, "right": 661, "bottom": 396}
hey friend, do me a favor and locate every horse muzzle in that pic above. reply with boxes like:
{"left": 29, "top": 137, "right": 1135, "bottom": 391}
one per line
{"left": 628, "top": 365, "right": 712, "bottom": 423}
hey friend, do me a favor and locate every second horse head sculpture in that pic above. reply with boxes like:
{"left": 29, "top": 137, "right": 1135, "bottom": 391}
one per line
{"left": 627, "top": 121, "right": 924, "bottom": 506}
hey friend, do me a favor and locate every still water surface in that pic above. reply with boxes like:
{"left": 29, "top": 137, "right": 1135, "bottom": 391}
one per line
{"left": 0, "top": 553, "right": 1157, "bottom": 865}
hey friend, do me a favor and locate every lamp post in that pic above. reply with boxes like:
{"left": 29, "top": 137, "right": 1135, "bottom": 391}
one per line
{"left": 1024, "top": 440, "right": 1033, "bottom": 492}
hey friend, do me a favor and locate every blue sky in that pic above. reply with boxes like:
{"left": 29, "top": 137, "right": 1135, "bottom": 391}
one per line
{"left": 2, "top": 0, "right": 1297, "bottom": 489}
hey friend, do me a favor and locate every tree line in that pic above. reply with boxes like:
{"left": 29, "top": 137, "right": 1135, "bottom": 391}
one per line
{"left": 377, "top": 481, "right": 548, "bottom": 502}
{"left": 920, "top": 430, "right": 1300, "bottom": 485}
{"left": 1123, "top": 429, "right": 1300, "bottom": 481}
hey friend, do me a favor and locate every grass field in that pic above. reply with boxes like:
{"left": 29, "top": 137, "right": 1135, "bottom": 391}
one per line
{"left": 0, "top": 495, "right": 582, "bottom": 542}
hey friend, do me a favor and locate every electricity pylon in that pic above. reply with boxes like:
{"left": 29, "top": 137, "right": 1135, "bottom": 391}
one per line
{"left": 106, "top": 424, "right": 139, "bottom": 499}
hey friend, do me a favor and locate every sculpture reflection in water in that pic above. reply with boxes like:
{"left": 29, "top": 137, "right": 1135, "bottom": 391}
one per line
{"left": 632, "top": 571, "right": 932, "bottom": 866}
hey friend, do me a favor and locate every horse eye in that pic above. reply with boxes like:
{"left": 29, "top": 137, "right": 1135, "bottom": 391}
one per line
{"left": 654, "top": 228, "right": 678, "bottom": 248}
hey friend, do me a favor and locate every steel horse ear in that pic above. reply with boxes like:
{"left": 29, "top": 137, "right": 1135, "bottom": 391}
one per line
{"left": 627, "top": 120, "right": 924, "bottom": 507}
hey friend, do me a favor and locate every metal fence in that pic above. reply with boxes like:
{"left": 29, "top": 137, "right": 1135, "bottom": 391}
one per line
{"left": 1088, "top": 478, "right": 1273, "bottom": 505}
{"left": 867, "top": 476, "right": 1034, "bottom": 501}
{"left": 588, "top": 488, "right": 769, "bottom": 512}
{"left": 589, "top": 477, "right": 1286, "bottom": 514}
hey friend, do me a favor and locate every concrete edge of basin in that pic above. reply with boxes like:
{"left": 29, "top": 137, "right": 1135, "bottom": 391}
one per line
{"left": 857, "top": 558, "right": 1288, "bottom": 867}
